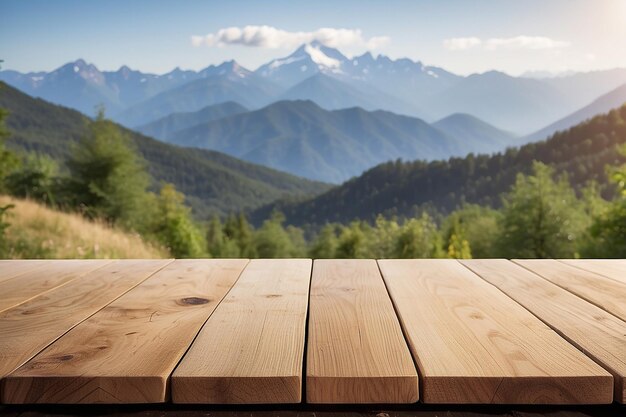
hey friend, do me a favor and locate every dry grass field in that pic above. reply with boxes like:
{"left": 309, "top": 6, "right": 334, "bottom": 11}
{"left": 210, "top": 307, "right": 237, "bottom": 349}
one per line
{"left": 0, "top": 195, "right": 168, "bottom": 259}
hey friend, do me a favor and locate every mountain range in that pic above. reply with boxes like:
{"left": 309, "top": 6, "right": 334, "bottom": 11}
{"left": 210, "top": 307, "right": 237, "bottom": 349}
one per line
{"left": 148, "top": 100, "right": 516, "bottom": 182}
{"left": 250, "top": 103, "right": 626, "bottom": 226}
{"left": 4, "top": 42, "right": 626, "bottom": 135}
{"left": 3, "top": 74, "right": 626, "bottom": 227}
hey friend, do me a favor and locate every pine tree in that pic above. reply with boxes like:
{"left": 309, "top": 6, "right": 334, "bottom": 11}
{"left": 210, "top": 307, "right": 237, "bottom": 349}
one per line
{"left": 65, "top": 110, "right": 151, "bottom": 229}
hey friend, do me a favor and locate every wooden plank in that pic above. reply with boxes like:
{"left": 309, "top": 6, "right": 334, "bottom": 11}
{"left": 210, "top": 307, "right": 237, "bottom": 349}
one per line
{"left": 2, "top": 259, "right": 247, "bottom": 404}
{"left": 0, "top": 259, "right": 112, "bottom": 313}
{"left": 172, "top": 259, "right": 312, "bottom": 404}
{"left": 0, "top": 259, "right": 172, "bottom": 383}
{"left": 514, "top": 259, "right": 626, "bottom": 321}
{"left": 378, "top": 259, "right": 613, "bottom": 404}
{"left": 0, "top": 260, "right": 54, "bottom": 283}
{"left": 306, "top": 259, "right": 418, "bottom": 404}
{"left": 462, "top": 259, "right": 626, "bottom": 403}
{"left": 560, "top": 259, "right": 626, "bottom": 286}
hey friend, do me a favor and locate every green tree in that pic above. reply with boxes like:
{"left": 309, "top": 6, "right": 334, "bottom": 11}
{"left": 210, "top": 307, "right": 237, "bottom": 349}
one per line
{"left": 335, "top": 222, "right": 370, "bottom": 258}
{"left": 0, "top": 107, "right": 19, "bottom": 191}
{"left": 6, "top": 153, "right": 59, "bottom": 205}
{"left": 497, "top": 162, "right": 585, "bottom": 258}
{"left": 253, "top": 211, "right": 298, "bottom": 258}
{"left": 369, "top": 215, "right": 400, "bottom": 258}
{"left": 587, "top": 145, "right": 626, "bottom": 257}
{"left": 394, "top": 213, "right": 442, "bottom": 258}
{"left": 309, "top": 224, "right": 338, "bottom": 258}
{"left": 447, "top": 232, "right": 472, "bottom": 259}
{"left": 65, "top": 110, "right": 151, "bottom": 228}
{"left": 151, "top": 183, "right": 206, "bottom": 258}
{"left": 0, "top": 203, "right": 14, "bottom": 258}
{"left": 224, "top": 214, "right": 257, "bottom": 257}
{"left": 442, "top": 205, "right": 500, "bottom": 258}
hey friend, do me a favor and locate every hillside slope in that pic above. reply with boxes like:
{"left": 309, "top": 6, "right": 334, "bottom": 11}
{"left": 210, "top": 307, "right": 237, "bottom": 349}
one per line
{"left": 0, "top": 82, "right": 330, "bottom": 218}
{"left": 432, "top": 113, "right": 517, "bottom": 149}
{"left": 251, "top": 105, "right": 626, "bottom": 226}
{"left": 0, "top": 195, "right": 167, "bottom": 259}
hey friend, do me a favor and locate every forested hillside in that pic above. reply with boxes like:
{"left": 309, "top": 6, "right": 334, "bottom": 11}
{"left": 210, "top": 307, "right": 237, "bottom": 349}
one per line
{"left": 0, "top": 82, "right": 330, "bottom": 217}
{"left": 251, "top": 105, "right": 626, "bottom": 226}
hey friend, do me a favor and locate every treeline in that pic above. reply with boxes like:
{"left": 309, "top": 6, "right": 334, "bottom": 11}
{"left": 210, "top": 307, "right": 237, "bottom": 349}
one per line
{"left": 206, "top": 158, "right": 626, "bottom": 259}
{"left": 1, "top": 107, "right": 625, "bottom": 259}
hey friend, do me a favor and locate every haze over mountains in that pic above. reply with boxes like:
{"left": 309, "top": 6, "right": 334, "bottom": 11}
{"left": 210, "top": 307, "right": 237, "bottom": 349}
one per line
{"left": 4, "top": 42, "right": 626, "bottom": 135}
{"left": 523, "top": 83, "right": 626, "bottom": 143}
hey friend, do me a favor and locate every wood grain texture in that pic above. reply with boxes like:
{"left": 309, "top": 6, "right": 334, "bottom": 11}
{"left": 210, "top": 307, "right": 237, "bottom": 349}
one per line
{"left": 307, "top": 259, "right": 418, "bottom": 404}
{"left": 462, "top": 259, "right": 626, "bottom": 403}
{"left": 560, "top": 259, "right": 626, "bottom": 286}
{"left": 2, "top": 406, "right": 625, "bottom": 417}
{"left": 171, "top": 259, "right": 312, "bottom": 404}
{"left": 2, "top": 259, "right": 247, "bottom": 404}
{"left": 0, "top": 260, "right": 53, "bottom": 284}
{"left": 0, "top": 260, "right": 112, "bottom": 313}
{"left": 378, "top": 259, "right": 613, "bottom": 404}
{"left": 0, "top": 260, "right": 172, "bottom": 382}
{"left": 514, "top": 259, "right": 626, "bottom": 321}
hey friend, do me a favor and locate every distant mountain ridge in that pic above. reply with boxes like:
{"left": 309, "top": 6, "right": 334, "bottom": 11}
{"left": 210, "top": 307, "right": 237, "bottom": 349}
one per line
{"left": 3, "top": 44, "right": 626, "bottom": 134}
{"left": 163, "top": 100, "right": 518, "bottom": 182}
{"left": 137, "top": 101, "right": 248, "bottom": 141}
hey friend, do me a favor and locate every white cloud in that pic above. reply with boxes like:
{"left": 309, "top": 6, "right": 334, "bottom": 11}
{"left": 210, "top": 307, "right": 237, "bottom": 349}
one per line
{"left": 485, "top": 36, "right": 570, "bottom": 50}
{"left": 191, "top": 25, "right": 390, "bottom": 50}
{"left": 444, "top": 35, "right": 570, "bottom": 51}
{"left": 443, "top": 37, "right": 482, "bottom": 51}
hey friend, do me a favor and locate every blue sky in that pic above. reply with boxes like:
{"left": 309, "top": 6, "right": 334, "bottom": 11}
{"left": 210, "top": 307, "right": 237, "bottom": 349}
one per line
{"left": 1, "top": 0, "right": 625, "bottom": 75}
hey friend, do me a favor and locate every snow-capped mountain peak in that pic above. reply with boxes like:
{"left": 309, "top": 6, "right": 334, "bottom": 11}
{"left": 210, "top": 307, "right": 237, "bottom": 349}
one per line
{"left": 303, "top": 44, "right": 341, "bottom": 69}
{"left": 255, "top": 42, "right": 349, "bottom": 87}
{"left": 199, "top": 60, "right": 251, "bottom": 79}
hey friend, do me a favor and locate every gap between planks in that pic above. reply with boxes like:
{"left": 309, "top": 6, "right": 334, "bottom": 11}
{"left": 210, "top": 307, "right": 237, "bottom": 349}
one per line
{"left": 378, "top": 259, "right": 613, "bottom": 404}
{"left": 2, "top": 259, "right": 247, "bottom": 404}
{"left": 306, "top": 259, "right": 418, "bottom": 404}
{"left": 0, "top": 259, "right": 173, "bottom": 383}
{"left": 514, "top": 259, "right": 626, "bottom": 322}
{"left": 172, "top": 259, "right": 311, "bottom": 404}
{"left": 461, "top": 259, "right": 626, "bottom": 403}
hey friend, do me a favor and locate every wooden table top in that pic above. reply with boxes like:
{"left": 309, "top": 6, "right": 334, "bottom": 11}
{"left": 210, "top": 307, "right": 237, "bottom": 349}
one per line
{"left": 0, "top": 259, "right": 624, "bottom": 410}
